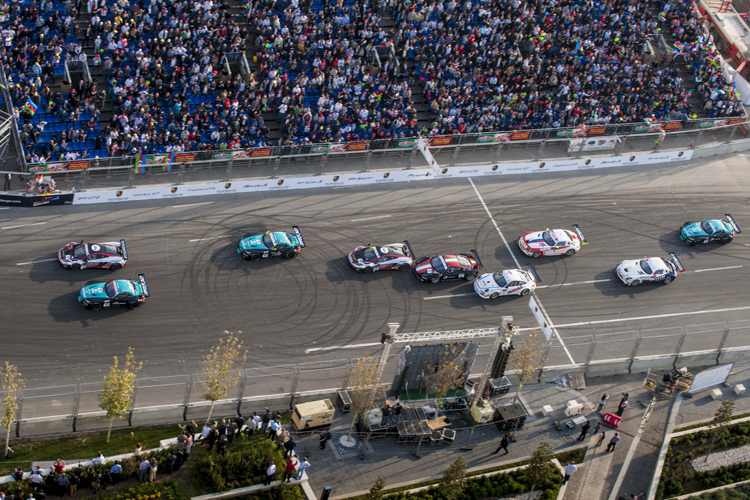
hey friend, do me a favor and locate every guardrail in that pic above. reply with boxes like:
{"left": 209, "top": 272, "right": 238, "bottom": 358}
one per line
{"left": 4, "top": 318, "right": 748, "bottom": 438}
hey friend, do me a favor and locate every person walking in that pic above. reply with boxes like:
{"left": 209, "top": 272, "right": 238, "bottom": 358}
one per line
{"left": 493, "top": 434, "right": 510, "bottom": 455}
{"left": 284, "top": 457, "right": 298, "bottom": 483}
{"left": 617, "top": 394, "right": 629, "bottom": 417}
{"left": 562, "top": 463, "right": 577, "bottom": 485}
{"left": 593, "top": 421, "right": 602, "bottom": 436}
{"left": 578, "top": 420, "right": 592, "bottom": 441}
{"left": 655, "top": 129, "right": 666, "bottom": 150}
{"left": 3, "top": 173, "right": 11, "bottom": 191}
{"left": 263, "top": 462, "right": 276, "bottom": 486}
{"left": 597, "top": 393, "right": 609, "bottom": 413}
{"left": 606, "top": 432, "right": 621, "bottom": 453}
{"left": 283, "top": 436, "right": 297, "bottom": 458}
{"left": 596, "top": 431, "right": 607, "bottom": 447}
{"left": 295, "top": 457, "right": 310, "bottom": 481}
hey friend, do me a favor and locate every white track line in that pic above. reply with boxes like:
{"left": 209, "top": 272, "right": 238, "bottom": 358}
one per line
{"left": 423, "top": 293, "right": 473, "bottom": 300}
{"left": 350, "top": 215, "right": 392, "bottom": 222}
{"left": 189, "top": 235, "right": 235, "bottom": 242}
{"left": 468, "top": 178, "right": 574, "bottom": 365}
{"left": 551, "top": 306, "right": 750, "bottom": 329}
{"left": 537, "top": 279, "right": 611, "bottom": 289}
{"left": 1, "top": 222, "right": 46, "bottom": 230}
{"left": 172, "top": 201, "right": 214, "bottom": 208}
{"left": 306, "top": 342, "right": 381, "bottom": 353}
{"left": 693, "top": 265, "right": 743, "bottom": 273}
{"left": 16, "top": 258, "right": 58, "bottom": 266}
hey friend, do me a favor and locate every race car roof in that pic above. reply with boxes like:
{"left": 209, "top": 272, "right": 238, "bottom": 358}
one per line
{"left": 270, "top": 232, "right": 292, "bottom": 246}
{"left": 502, "top": 269, "right": 532, "bottom": 282}
{"left": 113, "top": 280, "right": 137, "bottom": 295}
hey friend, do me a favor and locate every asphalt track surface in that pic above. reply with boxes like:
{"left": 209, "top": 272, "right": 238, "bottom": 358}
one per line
{"left": 1, "top": 155, "right": 750, "bottom": 391}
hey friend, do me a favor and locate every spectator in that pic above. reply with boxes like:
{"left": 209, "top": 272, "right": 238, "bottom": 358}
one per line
{"left": 283, "top": 436, "right": 297, "bottom": 458}
{"left": 607, "top": 432, "right": 621, "bottom": 453}
{"left": 284, "top": 456, "right": 298, "bottom": 483}
{"left": 166, "top": 453, "right": 176, "bottom": 475}
{"left": 68, "top": 473, "right": 78, "bottom": 496}
{"left": 134, "top": 443, "right": 142, "bottom": 459}
{"left": 261, "top": 408, "right": 272, "bottom": 434}
{"left": 92, "top": 452, "right": 104, "bottom": 465}
{"left": 55, "top": 475, "right": 69, "bottom": 497}
{"left": 52, "top": 460, "right": 65, "bottom": 475}
{"left": 138, "top": 458, "right": 151, "bottom": 482}
{"left": 263, "top": 462, "right": 276, "bottom": 486}
{"left": 216, "top": 435, "right": 228, "bottom": 456}
{"left": 109, "top": 461, "right": 122, "bottom": 484}
{"left": 295, "top": 457, "right": 310, "bottom": 481}
{"left": 149, "top": 459, "right": 158, "bottom": 483}
{"left": 268, "top": 417, "right": 281, "bottom": 439}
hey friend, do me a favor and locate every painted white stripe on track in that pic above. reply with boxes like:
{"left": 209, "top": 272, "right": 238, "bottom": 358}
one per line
{"left": 350, "top": 215, "right": 392, "bottom": 222}
{"left": 16, "top": 258, "right": 58, "bottom": 266}
{"left": 1, "top": 222, "right": 46, "bottom": 230}
{"left": 172, "top": 201, "right": 215, "bottom": 208}
{"left": 189, "top": 235, "right": 235, "bottom": 242}
{"left": 693, "top": 265, "right": 742, "bottom": 273}
{"left": 537, "top": 279, "right": 611, "bottom": 289}
{"left": 550, "top": 306, "right": 750, "bottom": 329}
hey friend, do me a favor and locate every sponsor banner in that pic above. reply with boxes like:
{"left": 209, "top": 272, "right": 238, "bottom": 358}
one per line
{"left": 67, "top": 160, "right": 90, "bottom": 171}
{"left": 555, "top": 128, "right": 588, "bottom": 139}
{"left": 396, "top": 139, "right": 415, "bottom": 149}
{"left": 250, "top": 148, "right": 273, "bottom": 157}
{"left": 27, "top": 163, "right": 48, "bottom": 173}
{"left": 586, "top": 126, "right": 608, "bottom": 136}
{"left": 328, "top": 143, "right": 368, "bottom": 153}
{"left": 729, "top": 118, "right": 746, "bottom": 125}
{"left": 310, "top": 145, "right": 330, "bottom": 155}
{"left": 0, "top": 193, "right": 74, "bottom": 207}
{"left": 430, "top": 137, "right": 452, "bottom": 146}
{"left": 698, "top": 120, "right": 715, "bottom": 129}
{"left": 477, "top": 134, "right": 495, "bottom": 143}
{"left": 664, "top": 122, "right": 683, "bottom": 131}
{"left": 510, "top": 131, "right": 531, "bottom": 141}
{"left": 28, "top": 161, "right": 89, "bottom": 172}
{"left": 213, "top": 152, "right": 233, "bottom": 160}
{"left": 173, "top": 153, "right": 196, "bottom": 164}
{"left": 632, "top": 122, "right": 683, "bottom": 133}
{"left": 568, "top": 137, "right": 618, "bottom": 153}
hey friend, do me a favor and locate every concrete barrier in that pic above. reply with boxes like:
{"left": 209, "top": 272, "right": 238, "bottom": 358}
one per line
{"left": 585, "top": 359, "right": 632, "bottom": 377}
{"left": 75, "top": 413, "right": 131, "bottom": 433}
{"left": 131, "top": 406, "right": 185, "bottom": 426}
{"left": 675, "top": 351, "right": 719, "bottom": 370}
{"left": 541, "top": 364, "right": 585, "bottom": 380}
{"left": 718, "top": 346, "right": 750, "bottom": 364}
{"left": 185, "top": 401, "right": 241, "bottom": 422}
{"left": 631, "top": 355, "right": 675, "bottom": 374}
{"left": 19, "top": 417, "right": 74, "bottom": 437}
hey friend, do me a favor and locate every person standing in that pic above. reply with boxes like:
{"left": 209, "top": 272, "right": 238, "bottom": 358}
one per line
{"left": 578, "top": 420, "right": 591, "bottom": 441}
{"left": 109, "top": 461, "right": 122, "bottom": 484}
{"left": 134, "top": 443, "right": 142, "bottom": 459}
{"left": 295, "top": 457, "right": 310, "bottom": 481}
{"left": 165, "top": 453, "right": 176, "bottom": 475}
{"left": 3, "top": 173, "right": 11, "bottom": 191}
{"left": 246, "top": 415, "right": 257, "bottom": 438}
{"left": 216, "top": 435, "right": 228, "bottom": 456}
{"left": 593, "top": 421, "right": 602, "bottom": 437}
{"left": 597, "top": 393, "right": 609, "bottom": 413}
{"left": 263, "top": 462, "right": 276, "bottom": 486}
{"left": 381, "top": 405, "right": 392, "bottom": 426}
{"left": 562, "top": 463, "right": 577, "bottom": 485}
{"left": 596, "top": 431, "right": 606, "bottom": 447}
{"left": 261, "top": 408, "right": 272, "bottom": 434}
{"left": 217, "top": 419, "right": 227, "bottom": 437}
{"left": 319, "top": 431, "right": 331, "bottom": 449}
{"left": 393, "top": 403, "right": 403, "bottom": 424}
{"left": 655, "top": 129, "right": 666, "bottom": 150}
{"left": 148, "top": 459, "right": 157, "bottom": 483}
{"left": 284, "top": 456, "right": 298, "bottom": 483}
{"left": 283, "top": 436, "right": 297, "bottom": 458}
{"left": 617, "top": 394, "right": 629, "bottom": 417}
{"left": 253, "top": 412, "right": 262, "bottom": 434}
{"left": 607, "top": 433, "right": 620, "bottom": 453}
{"left": 138, "top": 459, "right": 150, "bottom": 482}
{"left": 56, "top": 475, "right": 69, "bottom": 497}
{"left": 268, "top": 417, "right": 281, "bottom": 439}
{"left": 69, "top": 472, "right": 78, "bottom": 496}
{"left": 493, "top": 434, "right": 510, "bottom": 455}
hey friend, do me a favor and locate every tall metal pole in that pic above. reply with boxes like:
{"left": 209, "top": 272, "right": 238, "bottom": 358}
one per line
{"left": 470, "top": 317, "right": 514, "bottom": 409}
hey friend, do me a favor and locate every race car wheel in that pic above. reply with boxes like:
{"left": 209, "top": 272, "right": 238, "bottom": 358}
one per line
{"left": 90, "top": 302, "right": 102, "bottom": 311}
{"left": 532, "top": 251, "right": 542, "bottom": 258}
{"left": 664, "top": 276, "right": 673, "bottom": 284}
{"left": 721, "top": 236, "right": 733, "bottom": 244}
{"left": 241, "top": 252, "right": 252, "bottom": 260}
{"left": 399, "top": 264, "right": 411, "bottom": 272}
{"left": 110, "top": 263, "right": 122, "bottom": 271}
{"left": 520, "top": 289, "right": 530, "bottom": 296}
{"left": 250, "top": 253, "right": 261, "bottom": 261}
{"left": 127, "top": 300, "right": 140, "bottom": 309}
{"left": 490, "top": 292, "right": 500, "bottom": 299}
{"left": 72, "top": 263, "right": 81, "bottom": 270}
{"left": 565, "top": 249, "right": 576, "bottom": 256}
{"left": 686, "top": 238, "right": 697, "bottom": 246}
{"left": 362, "top": 266, "right": 373, "bottom": 273}
{"left": 465, "top": 273, "right": 476, "bottom": 281}
{"left": 430, "top": 276, "right": 440, "bottom": 284}
{"left": 630, "top": 280, "right": 641, "bottom": 287}
{"left": 285, "top": 251, "right": 297, "bottom": 259}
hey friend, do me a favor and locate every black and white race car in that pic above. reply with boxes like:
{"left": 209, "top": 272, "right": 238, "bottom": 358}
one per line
{"left": 348, "top": 241, "right": 414, "bottom": 273}
{"left": 615, "top": 253, "right": 685, "bottom": 286}
{"left": 58, "top": 240, "right": 128, "bottom": 270}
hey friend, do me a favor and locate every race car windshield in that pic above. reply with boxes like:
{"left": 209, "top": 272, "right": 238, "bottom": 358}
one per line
{"left": 73, "top": 245, "right": 87, "bottom": 259}
{"left": 542, "top": 231, "right": 556, "bottom": 246}
{"left": 456, "top": 255, "right": 471, "bottom": 267}
{"left": 639, "top": 259, "right": 653, "bottom": 274}
{"left": 493, "top": 272, "right": 508, "bottom": 288}
{"left": 701, "top": 220, "right": 716, "bottom": 234}
{"left": 363, "top": 247, "right": 378, "bottom": 261}
{"left": 431, "top": 256, "right": 446, "bottom": 273}
{"left": 104, "top": 282, "right": 116, "bottom": 298}
{"left": 262, "top": 233, "right": 274, "bottom": 248}
{"left": 387, "top": 246, "right": 406, "bottom": 256}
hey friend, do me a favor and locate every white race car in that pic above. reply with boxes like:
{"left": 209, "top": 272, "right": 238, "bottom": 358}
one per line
{"left": 615, "top": 253, "right": 685, "bottom": 286}
{"left": 474, "top": 267, "right": 539, "bottom": 299}
{"left": 518, "top": 225, "right": 587, "bottom": 258}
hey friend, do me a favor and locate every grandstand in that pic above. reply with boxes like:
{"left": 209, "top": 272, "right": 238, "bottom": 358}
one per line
{"left": 2, "top": 0, "right": 746, "bottom": 163}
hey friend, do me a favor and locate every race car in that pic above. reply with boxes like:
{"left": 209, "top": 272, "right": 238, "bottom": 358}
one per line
{"left": 474, "top": 266, "right": 540, "bottom": 299}
{"left": 679, "top": 214, "right": 740, "bottom": 246}
{"left": 78, "top": 274, "right": 150, "bottom": 310}
{"left": 237, "top": 227, "right": 305, "bottom": 260}
{"left": 348, "top": 241, "right": 414, "bottom": 273}
{"left": 615, "top": 253, "right": 685, "bottom": 286}
{"left": 518, "top": 225, "right": 587, "bottom": 258}
{"left": 58, "top": 240, "right": 128, "bottom": 270}
{"left": 413, "top": 250, "right": 482, "bottom": 283}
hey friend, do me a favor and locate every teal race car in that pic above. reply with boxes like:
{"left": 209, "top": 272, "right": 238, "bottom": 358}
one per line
{"left": 237, "top": 227, "right": 306, "bottom": 260}
{"left": 679, "top": 214, "right": 741, "bottom": 246}
{"left": 78, "top": 275, "right": 150, "bottom": 310}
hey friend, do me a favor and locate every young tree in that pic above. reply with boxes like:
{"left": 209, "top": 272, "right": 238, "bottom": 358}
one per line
{"left": 439, "top": 457, "right": 467, "bottom": 500}
{"left": 510, "top": 328, "right": 548, "bottom": 405}
{"left": 364, "top": 476, "right": 386, "bottom": 500}
{"left": 344, "top": 356, "right": 380, "bottom": 441}
{"left": 705, "top": 398, "right": 736, "bottom": 461}
{"left": 98, "top": 348, "right": 142, "bottom": 443}
{"left": 525, "top": 442, "right": 557, "bottom": 500}
{"left": 424, "top": 344, "right": 468, "bottom": 413}
{"left": 0, "top": 362, "right": 24, "bottom": 458}
{"left": 200, "top": 333, "right": 247, "bottom": 424}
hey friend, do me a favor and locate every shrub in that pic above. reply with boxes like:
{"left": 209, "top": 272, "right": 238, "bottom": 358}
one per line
{"left": 191, "top": 438, "right": 284, "bottom": 492}
{"left": 89, "top": 481, "right": 186, "bottom": 500}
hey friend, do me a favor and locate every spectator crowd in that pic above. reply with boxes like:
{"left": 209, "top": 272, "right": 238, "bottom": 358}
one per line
{"left": 1, "top": 0, "right": 745, "bottom": 163}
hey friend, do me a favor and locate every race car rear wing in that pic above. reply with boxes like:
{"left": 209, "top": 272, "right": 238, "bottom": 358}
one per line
{"left": 120, "top": 239, "right": 128, "bottom": 260}
{"left": 527, "top": 264, "right": 542, "bottom": 283}
{"left": 726, "top": 214, "right": 742, "bottom": 234}
{"left": 293, "top": 226, "right": 306, "bottom": 247}
{"left": 403, "top": 240, "right": 415, "bottom": 259}
{"left": 669, "top": 253, "right": 685, "bottom": 273}
{"left": 138, "top": 274, "right": 150, "bottom": 297}
{"left": 572, "top": 224, "right": 588, "bottom": 244}
{"left": 470, "top": 249, "right": 484, "bottom": 269}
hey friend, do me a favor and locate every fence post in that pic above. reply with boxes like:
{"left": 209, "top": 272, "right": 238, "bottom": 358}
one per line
{"left": 628, "top": 333, "right": 642, "bottom": 374}
{"left": 534, "top": 140, "right": 546, "bottom": 161}
{"left": 716, "top": 323, "right": 731, "bottom": 364}
{"left": 183, "top": 382, "right": 193, "bottom": 421}
{"left": 615, "top": 136, "right": 627, "bottom": 156}
{"left": 584, "top": 337, "right": 596, "bottom": 369}
{"left": 223, "top": 158, "right": 234, "bottom": 182}
{"left": 693, "top": 130, "right": 702, "bottom": 149}
{"left": 450, "top": 145, "right": 461, "bottom": 167}
{"left": 15, "top": 395, "right": 23, "bottom": 438}
{"left": 72, "top": 391, "right": 80, "bottom": 432}
{"left": 236, "top": 374, "right": 247, "bottom": 414}
{"left": 673, "top": 328, "right": 687, "bottom": 365}
{"left": 289, "top": 368, "right": 301, "bottom": 410}
{"left": 76, "top": 169, "right": 87, "bottom": 192}
{"left": 727, "top": 125, "right": 738, "bottom": 143}
{"left": 493, "top": 143, "right": 504, "bottom": 163}
{"left": 407, "top": 146, "right": 417, "bottom": 169}
{"left": 127, "top": 167, "right": 136, "bottom": 189}
{"left": 270, "top": 156, "right": 281, "bottom": 178}
{"left": 176, "top": 162, "right": 186, "bottom": 185}
{"left": 575, "top": 136, "right": 586, "bottom": 159}
{"left": 361, "top": 151, "right": 372, "bottom": 172}
{"left": 128, "top": 385, "right": 137, "bottom": 426}
{"left": 318, "top": 152, "right": 329, "bottom": 175}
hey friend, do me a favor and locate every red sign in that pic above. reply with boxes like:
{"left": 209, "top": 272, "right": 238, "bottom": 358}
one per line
{"left": 510, "top": 131, "right": 531, "bottom": 141}
{"left": 729, "top": 118, "right": 746, "bottom": 125}
{"left": 586, "top": 127, "right": 608, "bottom": 136}
{"left": 664, "top": 122, "right": 683, "bottom": 131}
{"left": 346, "top": 142, "right": 368, "bottom": 151}
{"left": 173, "top": 153, "right": 196, "bottom": 164}
{"left": 250, "top": 148, "right": 272, "bottom": 157}
{"left": 66, "top": 160, "right": 90, "bottom": 171}
{"left": 602, "top": 412, "right": 622, "bottom": 428}
{"left": 430, "top": 137, "right": 452, "bottom": 146}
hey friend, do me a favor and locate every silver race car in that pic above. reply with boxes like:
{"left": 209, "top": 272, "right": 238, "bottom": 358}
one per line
{"left": 348, "top": 241, "right": 414, "bottom": 273}
{"left": 615, "top": 253, "right": 684, "bottom": 286}
{"left": 474, "top": 267, "right": 540, "bottom": 299}
{"left": 58, "top": 240, "right": 128, "bottom": 270}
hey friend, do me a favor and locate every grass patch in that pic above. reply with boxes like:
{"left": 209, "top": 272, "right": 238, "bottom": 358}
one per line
{"left": 674, "top": 412, "right": 750, "bottom": 433}
{"left": 677, "top": 481, "right": 750, "bottom": 499}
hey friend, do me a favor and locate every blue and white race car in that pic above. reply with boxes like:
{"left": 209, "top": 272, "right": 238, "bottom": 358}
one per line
{"left": 518, "top": 225, "right": 587, "bottom": 258}
{"left": 237, "top": 227, "right": 306, "bottom": 260}
{"left": 679, "top": 214, "right": 740, "bottom": 246}
{"left": 474, "top": 266, "right": 540, "bottom": 299}
{"left": 615, "top": 253, "right": 684, "bottom": 286}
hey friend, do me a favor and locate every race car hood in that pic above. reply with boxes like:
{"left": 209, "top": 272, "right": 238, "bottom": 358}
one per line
{"left": 239, "top": 235, "right": 266, "bottom": 251}
{"left": 477, "top": 273, "right": 498, "bottom": 289}
{"left": 349, "top": 247, "right": 369, "bottom": 263}
{"left": 521, "top": 231, "right": 549, "bottom": 248}
{"left": 617, "top": 258, "right": 669, "bottom": 278}
{"left": 680, "top": 222, "right": 707, "bottom": 237}
{"left": 79, "top": 282, "right": 109, "bottom": 299}
{"left": 414, "top": 257, "right": 435, "bottom": 274}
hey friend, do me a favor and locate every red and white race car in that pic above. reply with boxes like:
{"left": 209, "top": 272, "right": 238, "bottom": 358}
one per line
{"left": 413, "top": 250, "right": 482, "bottom": 283}
{"left": 518, "top": 225, "right": 587, "bottom": 258}
{"left": 58, "top": 240, "right": 128, "bottom": 270}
